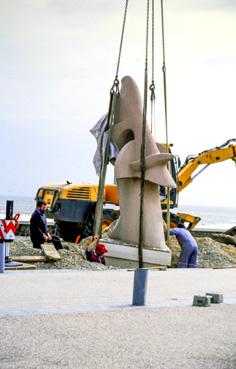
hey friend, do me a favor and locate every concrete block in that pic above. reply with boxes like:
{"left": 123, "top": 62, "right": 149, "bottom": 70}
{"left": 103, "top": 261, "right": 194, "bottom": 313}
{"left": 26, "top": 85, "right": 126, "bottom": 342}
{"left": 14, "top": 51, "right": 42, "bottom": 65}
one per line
{"left": 193, "top": 295, "right": 211, "bottom": 307}
{"left": 102, "top": 239, "right": 172, "bottom": 267}
{"left": 206, "top": 293, "right": 223, "bottom": 304}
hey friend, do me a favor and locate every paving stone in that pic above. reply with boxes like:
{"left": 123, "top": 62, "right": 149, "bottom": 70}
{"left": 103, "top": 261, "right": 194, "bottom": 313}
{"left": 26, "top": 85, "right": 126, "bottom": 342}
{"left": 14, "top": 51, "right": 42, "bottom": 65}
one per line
{"left": 193, "top": 295, "right": 211, "bottom": 307}
{"left": 206, "top": 292, "right": 223, "bottom": 304}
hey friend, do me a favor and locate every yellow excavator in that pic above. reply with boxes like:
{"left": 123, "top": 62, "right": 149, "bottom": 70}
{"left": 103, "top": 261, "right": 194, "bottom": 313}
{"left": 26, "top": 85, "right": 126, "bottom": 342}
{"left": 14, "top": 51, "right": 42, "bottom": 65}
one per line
{"left": 35, "top": 139, "right": 236, "bottom": 241}
{"left": 36, "top": 183, "right": 119, "bottom": 241}
{"left": 174, "top": 138, "right": 236, "bottom": 228}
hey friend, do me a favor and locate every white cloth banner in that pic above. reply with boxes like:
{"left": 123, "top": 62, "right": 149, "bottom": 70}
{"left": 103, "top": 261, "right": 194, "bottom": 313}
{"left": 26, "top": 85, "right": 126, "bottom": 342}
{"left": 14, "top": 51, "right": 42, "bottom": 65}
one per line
{"left": 90, "top": 114, "right": 119, "bottom": 176}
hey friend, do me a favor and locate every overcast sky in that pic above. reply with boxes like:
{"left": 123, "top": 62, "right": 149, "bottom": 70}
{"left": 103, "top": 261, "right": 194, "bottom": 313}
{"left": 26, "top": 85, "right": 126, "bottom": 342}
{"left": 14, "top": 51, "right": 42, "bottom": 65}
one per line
{"left": 0, "top": 0, "right": 235, "bottom": 207}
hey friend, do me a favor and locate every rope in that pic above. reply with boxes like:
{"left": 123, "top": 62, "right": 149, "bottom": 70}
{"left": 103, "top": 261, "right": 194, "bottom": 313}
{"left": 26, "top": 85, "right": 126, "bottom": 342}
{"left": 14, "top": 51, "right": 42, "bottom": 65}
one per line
{"left": 93, "top": 0, "right": 129, "bottom": 238}
{"left": 144, "top": 0, "right": 150, "bottom": 67}
{"left": 150, "top": 91, "right": 155, "bottom": 135}
{"left": 160, "top": 0, "right": 168, "bottom": 146}
{"left": 160, "top": 0, "right": 171, "bottom": 243}
{"left": 114, "top": 0, "right": 129, "bottom": 82}
{"left": 138, "top": 0, "right": 150, "bottom": 269}
{"left": 149, "top": 0, "right": 156, "bottom": 134}
{"left": 151, "top": 0, "right": 155, "bottom": 83}
{"left": 93, "top": 91, "right": 118, "bottom": 237}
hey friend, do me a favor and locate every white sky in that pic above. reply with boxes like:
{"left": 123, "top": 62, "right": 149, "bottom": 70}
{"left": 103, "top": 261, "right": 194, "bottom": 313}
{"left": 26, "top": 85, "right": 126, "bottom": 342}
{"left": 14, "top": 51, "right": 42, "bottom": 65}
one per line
{"left": 0, "top": 0, "right": 235, "bottom": 207}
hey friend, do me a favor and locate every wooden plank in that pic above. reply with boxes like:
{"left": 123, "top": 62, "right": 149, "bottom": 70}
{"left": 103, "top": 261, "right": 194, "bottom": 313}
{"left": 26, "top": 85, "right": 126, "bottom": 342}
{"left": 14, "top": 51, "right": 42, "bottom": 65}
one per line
{"left": 127, "top": 266, "right": 167, "bottom": 272}
{"left": 40, "top": 244, "right": 61, "bottom": 260}
{"left": 12, "top": 256, "right": 49, "bottom": 263}
{"left": 5, "top": 263, "right": 36, "bottom": 270}
{"left": 213, "top": 265, "right": 236, "bottom": 269}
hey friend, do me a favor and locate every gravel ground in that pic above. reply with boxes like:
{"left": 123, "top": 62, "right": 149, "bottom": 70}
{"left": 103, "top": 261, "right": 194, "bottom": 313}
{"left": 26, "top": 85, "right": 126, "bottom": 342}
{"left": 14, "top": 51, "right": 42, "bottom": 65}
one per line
{"left": 169, "top": 235, "right": 236, "bottom": 268}
{"left": 9, "top": 234, "right": 236, "bottom": 270}
{"left": 10, "top": 237, "right": 111, "bottom": 270}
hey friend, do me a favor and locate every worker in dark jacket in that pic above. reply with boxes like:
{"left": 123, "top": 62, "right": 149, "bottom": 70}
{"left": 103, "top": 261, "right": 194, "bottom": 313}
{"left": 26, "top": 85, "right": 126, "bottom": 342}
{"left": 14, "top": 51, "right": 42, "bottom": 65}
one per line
{"left": 85, "top": 235, "right": 108, "bottom": 265}
{"left": 170, "top": 224, "right": 198, "bottom": 268}
{"left": 30, "top": 200, "right": 63, "bottom": 250}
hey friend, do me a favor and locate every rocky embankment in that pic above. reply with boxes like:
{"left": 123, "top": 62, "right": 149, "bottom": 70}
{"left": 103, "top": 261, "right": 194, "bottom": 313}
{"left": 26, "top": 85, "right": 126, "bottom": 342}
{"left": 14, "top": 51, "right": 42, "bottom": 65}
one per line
{"left": 10, "top": 237, "right": 110, "bottom": 270}
{"left": 169, "top": 235, "right": 236, "bottom": 268}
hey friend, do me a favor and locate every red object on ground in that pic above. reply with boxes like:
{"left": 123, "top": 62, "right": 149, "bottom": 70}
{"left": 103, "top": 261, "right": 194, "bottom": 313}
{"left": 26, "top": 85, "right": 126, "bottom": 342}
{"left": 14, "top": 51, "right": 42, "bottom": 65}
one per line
{"left": 75, "top": 235, "right": 81, "bottom": 245}
{"left": 96, "top": 243, "right": 108, "bottom": 254}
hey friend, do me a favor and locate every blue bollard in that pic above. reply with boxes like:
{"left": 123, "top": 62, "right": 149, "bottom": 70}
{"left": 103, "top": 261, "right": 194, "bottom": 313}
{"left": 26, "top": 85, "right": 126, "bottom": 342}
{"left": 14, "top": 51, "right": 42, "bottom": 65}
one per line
{"left": 132, "top": 268, "right": 149, "bottom": 306}
{"left": 0, "top": 242, "right": 5, "bottom": 273}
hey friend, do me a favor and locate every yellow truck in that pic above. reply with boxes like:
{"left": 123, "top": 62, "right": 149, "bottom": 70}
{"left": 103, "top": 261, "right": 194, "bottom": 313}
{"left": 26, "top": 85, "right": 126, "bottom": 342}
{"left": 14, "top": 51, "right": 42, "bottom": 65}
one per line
{"left": 36, "top": 139, "right": 236, "bottom": 241}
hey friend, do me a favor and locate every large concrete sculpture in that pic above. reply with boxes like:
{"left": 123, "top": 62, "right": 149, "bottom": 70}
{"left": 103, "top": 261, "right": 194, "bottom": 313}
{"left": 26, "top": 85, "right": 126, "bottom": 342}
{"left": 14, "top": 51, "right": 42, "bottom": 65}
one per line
{"left": 110, "top": 76, "right": 176, "bottom": 251}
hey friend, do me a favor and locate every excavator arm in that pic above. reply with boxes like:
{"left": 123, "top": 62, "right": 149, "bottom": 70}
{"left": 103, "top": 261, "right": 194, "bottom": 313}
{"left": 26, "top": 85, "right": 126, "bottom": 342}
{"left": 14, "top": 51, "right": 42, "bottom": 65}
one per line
{"left": 177, "top": 139, "right": 236, "bottom": 192}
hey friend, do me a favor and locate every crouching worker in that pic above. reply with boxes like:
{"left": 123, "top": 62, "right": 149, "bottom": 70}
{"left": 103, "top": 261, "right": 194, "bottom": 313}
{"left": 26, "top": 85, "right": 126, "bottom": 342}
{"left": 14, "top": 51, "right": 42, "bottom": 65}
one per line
{"left": 30, "top": 200, "right": 63, "bottom": 250}
{"left": 170, "top": 224, "right": 198, "bottom": 268}
{"left": 86, "top": 235, "right": 108, "bottom": 265}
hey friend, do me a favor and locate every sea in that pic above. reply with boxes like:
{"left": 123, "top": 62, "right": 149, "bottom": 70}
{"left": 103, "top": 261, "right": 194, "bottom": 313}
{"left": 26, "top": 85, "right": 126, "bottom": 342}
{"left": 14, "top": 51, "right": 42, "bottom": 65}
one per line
{"left": 0, "top": 195, "right": 235, "bottom": 231}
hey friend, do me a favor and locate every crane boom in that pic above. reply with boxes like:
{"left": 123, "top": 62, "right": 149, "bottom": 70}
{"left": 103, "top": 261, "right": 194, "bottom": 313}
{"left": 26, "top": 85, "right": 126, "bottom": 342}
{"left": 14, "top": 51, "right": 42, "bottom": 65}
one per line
{"left": 177, "top": 139, "right": 236, "bottom": 192}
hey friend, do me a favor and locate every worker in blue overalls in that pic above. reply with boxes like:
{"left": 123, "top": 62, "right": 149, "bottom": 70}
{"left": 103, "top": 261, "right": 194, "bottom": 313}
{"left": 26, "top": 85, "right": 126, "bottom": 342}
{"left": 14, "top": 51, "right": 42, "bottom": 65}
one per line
{"left": 169, "top": 224, "right": 198, "bottom": 268}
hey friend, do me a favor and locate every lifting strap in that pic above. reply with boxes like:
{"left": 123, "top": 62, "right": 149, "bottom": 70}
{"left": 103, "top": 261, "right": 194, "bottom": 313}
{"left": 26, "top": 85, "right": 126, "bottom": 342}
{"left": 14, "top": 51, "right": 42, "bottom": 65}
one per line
{"left": 115, "top": 0, "right": 129, "bottom": 81}
{"left": 149, "top": 0, "right": 156, "bottom": 135}
{"left": 160, "top": 0, "right": 171, "bottom": 244}
{"left": 93, "top": 89, "right": 118, "bottom": 237}
{"left": 93, "top": 0, "right": 129, "bottom": 238}
{"left": 138, "top": 0, "right": 150, "bottom": 268}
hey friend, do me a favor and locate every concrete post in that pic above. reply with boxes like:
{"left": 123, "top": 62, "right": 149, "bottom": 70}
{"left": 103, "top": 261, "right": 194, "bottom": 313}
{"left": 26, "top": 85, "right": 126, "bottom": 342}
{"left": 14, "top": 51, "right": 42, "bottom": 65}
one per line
{"left": 0, "top": 242, "right": 5, "bottom": 273}
{"left": 132, "top": 268, "right": 148, "bottom": 306}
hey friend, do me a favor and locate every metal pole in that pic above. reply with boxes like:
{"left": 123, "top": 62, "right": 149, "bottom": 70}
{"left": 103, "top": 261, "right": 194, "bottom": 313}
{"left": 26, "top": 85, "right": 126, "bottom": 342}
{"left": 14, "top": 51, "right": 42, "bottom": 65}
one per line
{"left": 6, "top": 200, "right": 14, "bottom": 220}
{"left": 5, "top": 200, "right": 13, "bottom": 263}
{"left": 0, "top": 242, "right": 5, "bottom": 273}
{"left": 132, "top": 268, "right": 149, "bottom": 305}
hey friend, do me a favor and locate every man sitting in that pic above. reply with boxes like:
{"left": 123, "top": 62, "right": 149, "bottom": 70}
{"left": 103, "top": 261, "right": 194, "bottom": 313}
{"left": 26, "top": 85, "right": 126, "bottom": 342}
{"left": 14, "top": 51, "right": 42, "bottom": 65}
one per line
{"left": 30, "top": 200, "right": 63, "bottom": 250}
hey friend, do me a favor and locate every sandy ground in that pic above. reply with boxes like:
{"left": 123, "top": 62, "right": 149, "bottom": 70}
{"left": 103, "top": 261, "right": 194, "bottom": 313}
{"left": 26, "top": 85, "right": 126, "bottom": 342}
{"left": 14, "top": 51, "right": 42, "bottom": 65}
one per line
{"left": 0, "top": 269, "right": 236, "bottom": 369}
{"left": 1, "top": 305, "right": 236, "bottom": 369}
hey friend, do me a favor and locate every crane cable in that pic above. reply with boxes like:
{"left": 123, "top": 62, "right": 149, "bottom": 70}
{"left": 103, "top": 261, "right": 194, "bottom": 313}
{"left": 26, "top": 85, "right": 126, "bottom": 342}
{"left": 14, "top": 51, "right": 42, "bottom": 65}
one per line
{"left": 114, "top": 0, "right": 129, "bottom": 86}
{"left": 93, "top": 0, "right": 129, "bottom": 238}
{"left": 138, "top": 0, "right": 150, "bottom": 268}
{"left": 149, "top": 0, "right": 156, "bottom": 135}
{"left": 160, "top": 0, "right": 171, "bottom": 244}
